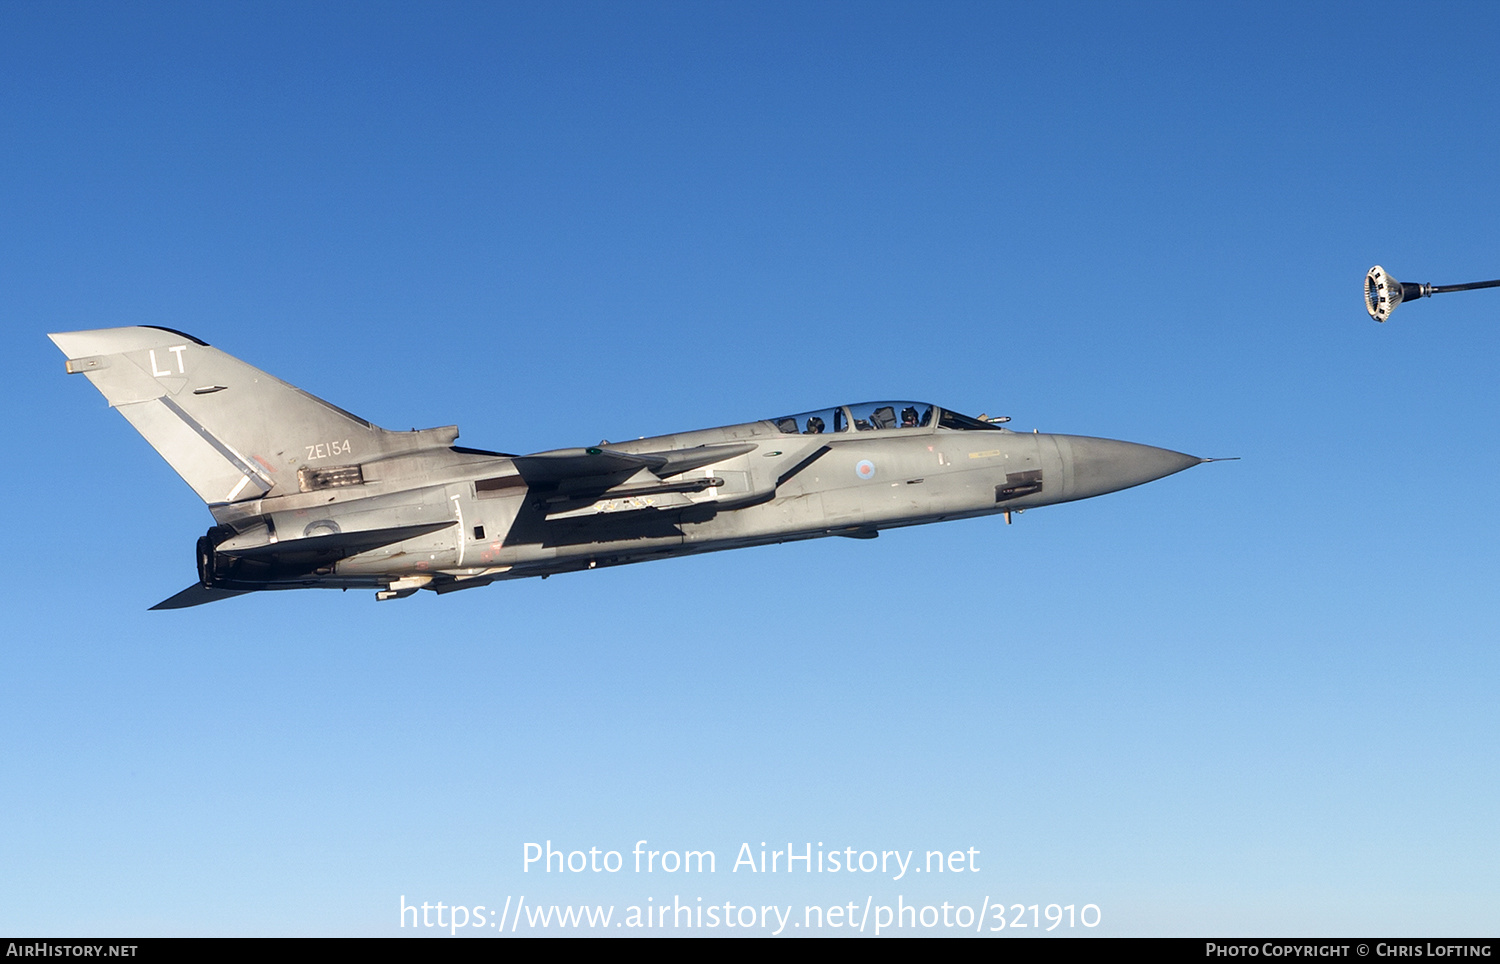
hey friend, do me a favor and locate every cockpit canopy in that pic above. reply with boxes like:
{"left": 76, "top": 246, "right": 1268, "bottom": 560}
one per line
{"left": 771, "top": 402, "right": 1005, "bottom": 435}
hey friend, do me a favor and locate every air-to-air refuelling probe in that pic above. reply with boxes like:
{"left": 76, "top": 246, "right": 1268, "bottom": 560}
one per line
{"left": 51, "top": 326, "right": 1212, "bottom": 609}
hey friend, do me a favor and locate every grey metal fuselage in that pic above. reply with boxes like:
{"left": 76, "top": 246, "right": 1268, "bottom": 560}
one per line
{"left": 49, "top": 327, "right": 1201, "bottom": 605}
{"left": 204, "top": 413, "right": 1200, "bottom": 599}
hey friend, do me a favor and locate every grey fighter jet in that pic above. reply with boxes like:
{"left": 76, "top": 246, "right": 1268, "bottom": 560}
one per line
{"left": 50, "top": 327, "right": 1208, "bottom": 608}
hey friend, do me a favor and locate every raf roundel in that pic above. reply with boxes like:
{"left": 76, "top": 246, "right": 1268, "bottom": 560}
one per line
{"left": 855, "top": 459, "right": 876, "bottom": 480}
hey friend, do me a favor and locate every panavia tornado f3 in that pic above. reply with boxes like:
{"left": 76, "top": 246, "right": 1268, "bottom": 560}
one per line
{"left": 51, "top": 326, "right": 1210, "bottom": 609}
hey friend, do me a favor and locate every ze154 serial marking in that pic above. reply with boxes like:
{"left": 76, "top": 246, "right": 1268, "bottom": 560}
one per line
{"left": 49, "top": 326, "right": 1215, "bottom": 609}
{"left": 305, "top": 440, "right": 353, "bottom": 461}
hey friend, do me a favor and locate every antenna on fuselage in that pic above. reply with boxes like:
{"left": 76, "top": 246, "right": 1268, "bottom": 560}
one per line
{"left": 1365, "top": 265, "right": 1500, "bottom": 322}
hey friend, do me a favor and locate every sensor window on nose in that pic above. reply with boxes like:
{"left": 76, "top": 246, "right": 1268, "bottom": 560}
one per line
{"left": 997, "top": 470, "right": 1043, "bottom": 502}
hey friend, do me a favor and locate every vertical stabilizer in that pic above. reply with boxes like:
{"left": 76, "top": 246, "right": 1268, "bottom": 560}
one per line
{"left": 50, "top": 326, "right": 384, "bottom": 505}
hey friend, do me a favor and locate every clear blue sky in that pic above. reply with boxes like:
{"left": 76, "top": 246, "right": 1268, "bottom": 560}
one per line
{"left": 4, "top": 0, "right": 1498, "bottom": 936}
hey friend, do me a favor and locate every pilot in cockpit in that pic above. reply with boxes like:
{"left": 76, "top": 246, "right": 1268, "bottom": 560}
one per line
{"left": 804, "top": 415, "right": 825, "bottom": 434}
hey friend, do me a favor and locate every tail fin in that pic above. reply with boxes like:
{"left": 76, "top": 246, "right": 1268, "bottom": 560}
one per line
{"left": 50, "top": 326, "right": 446, "bottom": 506}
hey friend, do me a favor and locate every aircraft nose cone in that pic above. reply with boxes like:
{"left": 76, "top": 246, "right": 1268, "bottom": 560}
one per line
{"left": 1061, "top": 436, "right": 1202, "bottom": 501}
